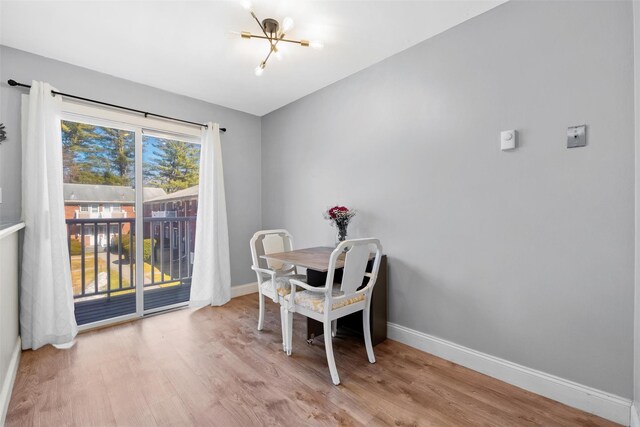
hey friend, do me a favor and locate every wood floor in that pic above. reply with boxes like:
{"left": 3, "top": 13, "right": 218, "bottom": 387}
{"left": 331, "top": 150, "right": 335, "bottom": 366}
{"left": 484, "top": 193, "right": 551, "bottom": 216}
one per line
{"left": 6, "top": 295, "right": 618, "bottom": 427}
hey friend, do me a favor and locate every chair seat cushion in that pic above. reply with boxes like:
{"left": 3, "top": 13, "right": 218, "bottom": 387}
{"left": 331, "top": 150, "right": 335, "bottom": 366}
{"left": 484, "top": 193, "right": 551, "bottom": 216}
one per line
{"left": 286, "top": 284, "right": 365, "bottom": 313}
{"left": 260, "top": 274, "right": 306, "bottom": 297}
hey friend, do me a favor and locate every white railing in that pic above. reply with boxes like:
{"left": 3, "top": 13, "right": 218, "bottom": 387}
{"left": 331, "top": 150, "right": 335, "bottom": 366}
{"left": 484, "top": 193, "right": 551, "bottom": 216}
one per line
{"left": 75, "top": 211, "right": 128, "bottom": 219}
{"left": 151, "top": 211, "right": 178, "bottom": 218}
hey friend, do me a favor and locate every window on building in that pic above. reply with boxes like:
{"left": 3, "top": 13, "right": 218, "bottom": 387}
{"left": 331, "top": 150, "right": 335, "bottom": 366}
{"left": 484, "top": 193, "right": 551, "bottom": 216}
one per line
{"left": 103, "top": 203, "right": 122, "bottom": 212}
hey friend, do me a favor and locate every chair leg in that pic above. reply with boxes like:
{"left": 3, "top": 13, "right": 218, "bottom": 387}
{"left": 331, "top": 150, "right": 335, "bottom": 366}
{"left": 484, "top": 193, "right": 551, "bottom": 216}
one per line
{"left": 286, "top": 309, "right": 294, "bottom": 356}
{"left": 331, "top": 320, "right": 337, "bottom": 338}
{"left": 257, "top": 292, "right": 265, "bottom": 331}
{"left": 280, "top": 305, "right": 287, "bottom": 352}
{"left": 323, "top": 321, "right": 340, "bottom": 385}
{"left": 363, "top": 306, "right": 375, "bottom": 363}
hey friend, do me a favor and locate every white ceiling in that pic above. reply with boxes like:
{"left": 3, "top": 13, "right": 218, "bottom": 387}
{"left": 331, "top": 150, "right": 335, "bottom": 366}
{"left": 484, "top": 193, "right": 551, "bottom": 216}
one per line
{"left": 1, "top": 0, "right": 506, "bottom": 116}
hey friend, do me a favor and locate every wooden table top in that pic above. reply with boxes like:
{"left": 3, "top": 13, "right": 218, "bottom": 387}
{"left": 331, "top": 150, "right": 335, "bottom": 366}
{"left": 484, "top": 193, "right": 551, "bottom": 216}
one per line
{"left": 261, "top": 246, "right": 347, "bottom": 272}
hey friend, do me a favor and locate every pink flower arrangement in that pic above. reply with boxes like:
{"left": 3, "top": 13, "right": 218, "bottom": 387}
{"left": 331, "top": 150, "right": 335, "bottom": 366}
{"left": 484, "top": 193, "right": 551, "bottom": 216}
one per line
{"left": 323, "top": 205, "right": 356, "bottom": 242}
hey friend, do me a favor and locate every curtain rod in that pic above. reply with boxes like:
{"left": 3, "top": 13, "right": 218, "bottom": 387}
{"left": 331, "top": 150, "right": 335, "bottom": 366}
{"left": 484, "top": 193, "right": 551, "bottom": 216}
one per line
{"left": 7, "top": 79, "right": 227, "bottom": 133}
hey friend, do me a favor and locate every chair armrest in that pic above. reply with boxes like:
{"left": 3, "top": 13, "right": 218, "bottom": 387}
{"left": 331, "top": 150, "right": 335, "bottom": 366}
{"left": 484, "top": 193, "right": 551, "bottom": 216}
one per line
{"left": 251, "top": 265, "right": 276, "bottom": 278}
{"left": 332, "top": 288, "right": 367, "bottom": 303}
{"left": 252, "top": 265, "right": 281, "bottom": 302}
{"left": 331, "top": 277, "right": 375, "bottom": 304}
{"left": 290, "top": 279, "right": 326, "bottom": 293}
{"left": 358, "top": 276, "right": 377, "bottom": 293}
{"left": 287, "top": 278, "right": 327, "bottom": 311}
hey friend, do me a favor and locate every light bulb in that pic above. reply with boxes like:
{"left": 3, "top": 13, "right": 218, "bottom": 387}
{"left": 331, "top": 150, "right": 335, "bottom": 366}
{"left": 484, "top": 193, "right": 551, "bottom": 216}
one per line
{"left": 282, "top": 17, "right": 294, "bottom": 33}
{"left": 254, "top": 63, "right": 265, "bottom": 76}
{"left": 310, "top": 40, "right": 324, "bottom": 50}
{"left": 275, "top": 49, "right": 283, "bottom": 61}
{"left": 241, "top": 0, "right": 252, "bottom": 11}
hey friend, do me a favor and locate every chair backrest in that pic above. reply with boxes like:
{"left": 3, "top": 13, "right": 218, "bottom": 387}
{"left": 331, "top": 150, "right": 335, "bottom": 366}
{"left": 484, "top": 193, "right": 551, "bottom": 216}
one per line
{"left": 327, "top": 238, "right": 383, "bottom": 297}
{"left": 250, "top": 229, "right": 295, "bottom": 273}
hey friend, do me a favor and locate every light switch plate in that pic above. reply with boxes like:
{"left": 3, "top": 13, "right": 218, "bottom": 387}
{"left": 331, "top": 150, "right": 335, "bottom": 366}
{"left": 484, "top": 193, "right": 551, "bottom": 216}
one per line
{"left": 567, "top": 125, "right": 586, "bottom": 148}
{"left": 501, "top": 130, "right": 516, "bottom": 151}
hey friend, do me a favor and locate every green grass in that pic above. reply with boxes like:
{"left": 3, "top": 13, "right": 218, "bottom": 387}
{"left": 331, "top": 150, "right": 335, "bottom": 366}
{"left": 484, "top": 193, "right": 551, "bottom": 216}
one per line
{"left": 71, "top": 252, "right": 179, "bottom": 298}
{"left": 70, "top": 253, "right": 131, "bottom": 296}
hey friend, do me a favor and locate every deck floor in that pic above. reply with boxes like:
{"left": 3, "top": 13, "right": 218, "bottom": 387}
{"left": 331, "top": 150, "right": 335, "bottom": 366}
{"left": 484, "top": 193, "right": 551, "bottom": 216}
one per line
{"left": 6, "top": 294, "right": 619, "bottom": 426}
{"left": 74, "top": 284, "right": 191, "bottom": 325}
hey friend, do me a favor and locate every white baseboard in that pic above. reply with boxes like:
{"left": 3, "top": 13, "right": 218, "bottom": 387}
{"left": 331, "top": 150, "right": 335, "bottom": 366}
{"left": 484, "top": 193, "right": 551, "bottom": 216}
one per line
{"left": 231, "top": 282, "right": 258, "bottom": 298}
{"left": 0, "top": 337, "right": 21, "bottom": 426}
{"left": 387, "top": 323, "right": 632, "bottom": 426}
{"left": 631, "top": 403, "right": 640, "bottom": 427}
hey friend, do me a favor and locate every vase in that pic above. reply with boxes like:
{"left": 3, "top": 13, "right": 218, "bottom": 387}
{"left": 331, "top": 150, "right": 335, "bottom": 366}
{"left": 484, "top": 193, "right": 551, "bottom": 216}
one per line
{"left": 336, "top": 223, "right": 348, "bottom": 245}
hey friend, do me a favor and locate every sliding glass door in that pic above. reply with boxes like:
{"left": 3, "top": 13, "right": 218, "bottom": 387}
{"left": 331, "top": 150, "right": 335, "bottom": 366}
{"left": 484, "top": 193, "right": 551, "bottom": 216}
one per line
{"left": 62, "top": 119, "right": 139, "bottom": 325}
{"left": 61, "top": 111, "right": 201, "bottom": 327}
{"left": 142, "top": 133, "right": 200, "bottom": 312}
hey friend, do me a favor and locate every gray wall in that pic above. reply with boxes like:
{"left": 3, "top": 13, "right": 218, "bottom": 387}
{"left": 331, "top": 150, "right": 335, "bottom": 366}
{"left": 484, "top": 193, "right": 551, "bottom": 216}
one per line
{"left": 634, "top": 0, "right": 640, "bottom": 416}
{"left": 261, "top": 0, "right": 635, "bottom": 398}
{"left": 0, "top": 46, "right": 261, "bottom": 286}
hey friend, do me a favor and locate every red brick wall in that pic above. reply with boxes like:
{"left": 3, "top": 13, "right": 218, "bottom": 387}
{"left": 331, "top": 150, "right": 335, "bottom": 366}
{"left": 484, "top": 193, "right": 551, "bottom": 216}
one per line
{"left": 65, "top": 203, "right": 136, "bottom": 241}
{"left": 65, "top": 205, "right": 79, "bottom": 220}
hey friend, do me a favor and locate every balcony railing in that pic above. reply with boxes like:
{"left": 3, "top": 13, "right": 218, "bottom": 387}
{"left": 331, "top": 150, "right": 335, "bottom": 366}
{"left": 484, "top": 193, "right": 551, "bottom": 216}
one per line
{"left": 146, "top": 216, "right": 197, "bottom": 289}
{"left": 66, "top": 216, "right": 197, "bottom": 324}
{"left": 66, "top": 217, "right": 136, "bottom": 300}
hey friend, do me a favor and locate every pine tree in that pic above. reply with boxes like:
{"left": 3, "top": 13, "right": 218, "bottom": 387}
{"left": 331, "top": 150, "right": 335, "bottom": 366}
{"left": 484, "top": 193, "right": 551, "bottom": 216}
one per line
{"left": 61, "top": 121, "right": 135, "bottom": 186}
{"left": 148, "top": 140, "right": 200, "bottom": 193}
{"left": 61, "top": 121, "right": 100, "bottom": 183}
{"left": 101, "top": 128, "right": 134, "bottom": 186}
{"left": 62, "top": 122, "right": 197, "bottom": 192}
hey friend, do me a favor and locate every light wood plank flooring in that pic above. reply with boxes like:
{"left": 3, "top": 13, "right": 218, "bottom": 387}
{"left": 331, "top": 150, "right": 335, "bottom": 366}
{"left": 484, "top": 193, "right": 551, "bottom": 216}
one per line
{"left": 6, "top": 295, "right": 619, "bottom": 426}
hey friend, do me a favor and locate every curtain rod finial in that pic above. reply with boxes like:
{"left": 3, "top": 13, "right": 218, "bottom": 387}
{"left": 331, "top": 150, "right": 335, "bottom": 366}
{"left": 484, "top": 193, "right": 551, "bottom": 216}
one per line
{"left": 7, "top": 79, "right": 18, "bottom": 86}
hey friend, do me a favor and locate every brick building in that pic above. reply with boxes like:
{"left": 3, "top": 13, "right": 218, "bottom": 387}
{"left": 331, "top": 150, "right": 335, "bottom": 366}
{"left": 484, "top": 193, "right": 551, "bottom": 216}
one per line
{"left": 64, "top": 183, "right": 166, "bottom": 247}
{"left": 143, "top": 185, "right": 199, "bottom": 218}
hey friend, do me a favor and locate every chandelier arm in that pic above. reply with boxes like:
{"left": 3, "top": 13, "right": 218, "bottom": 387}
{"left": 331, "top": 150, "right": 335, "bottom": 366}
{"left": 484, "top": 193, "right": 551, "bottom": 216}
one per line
{"left": 249, "top": 34, "right": 303, "bottom": 45}
{"left": 273, "top": 32, "right": 286, "bottom": 50}
{"left": 250, "top": 11, "right": 272, "bottom": 42}
{"left": 262, "top": 46, "right": 275, "bottom": 68}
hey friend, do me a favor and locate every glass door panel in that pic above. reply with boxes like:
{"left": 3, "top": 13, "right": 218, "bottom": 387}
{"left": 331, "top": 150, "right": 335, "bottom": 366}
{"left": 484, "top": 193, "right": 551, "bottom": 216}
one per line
{"left": 61, "top": 120, "right": 137, "bottom": 325}
{"left": 142, "top": 134, "right": 200, "bottom": 312}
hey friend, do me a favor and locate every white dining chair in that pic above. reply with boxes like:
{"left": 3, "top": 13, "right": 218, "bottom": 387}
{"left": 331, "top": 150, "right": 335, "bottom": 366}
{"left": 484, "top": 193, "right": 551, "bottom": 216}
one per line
{"left": 250, "top": 229, "right": 305, "bottom": 350}
{"left": 284, "top": 238, "right": 383, "bottom": 385}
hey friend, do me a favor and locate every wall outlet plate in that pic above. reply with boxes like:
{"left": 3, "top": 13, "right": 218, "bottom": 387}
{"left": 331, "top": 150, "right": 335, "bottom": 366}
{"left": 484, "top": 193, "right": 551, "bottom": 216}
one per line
{"left": 567, "top": 125, "right": 586, "bottom": 148}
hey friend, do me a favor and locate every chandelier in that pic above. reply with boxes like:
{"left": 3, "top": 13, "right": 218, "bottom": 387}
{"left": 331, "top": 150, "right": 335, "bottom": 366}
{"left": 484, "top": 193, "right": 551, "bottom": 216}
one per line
{"left": 238, "top": 1, "right": 324, "bottom": 76}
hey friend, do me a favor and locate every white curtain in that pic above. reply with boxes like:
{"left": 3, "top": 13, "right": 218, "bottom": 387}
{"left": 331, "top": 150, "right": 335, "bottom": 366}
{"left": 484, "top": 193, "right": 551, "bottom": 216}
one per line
{"left": 189, "top": 122, "right": 231, "bottom": 307}
{"left": 21, "top": 81, "right": 78, "bottom": 350}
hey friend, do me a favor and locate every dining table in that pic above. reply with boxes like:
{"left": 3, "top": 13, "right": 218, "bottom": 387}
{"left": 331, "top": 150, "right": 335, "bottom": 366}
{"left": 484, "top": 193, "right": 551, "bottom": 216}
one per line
{"left": 261, "top": 246, "right": 387, "bottom": 346}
